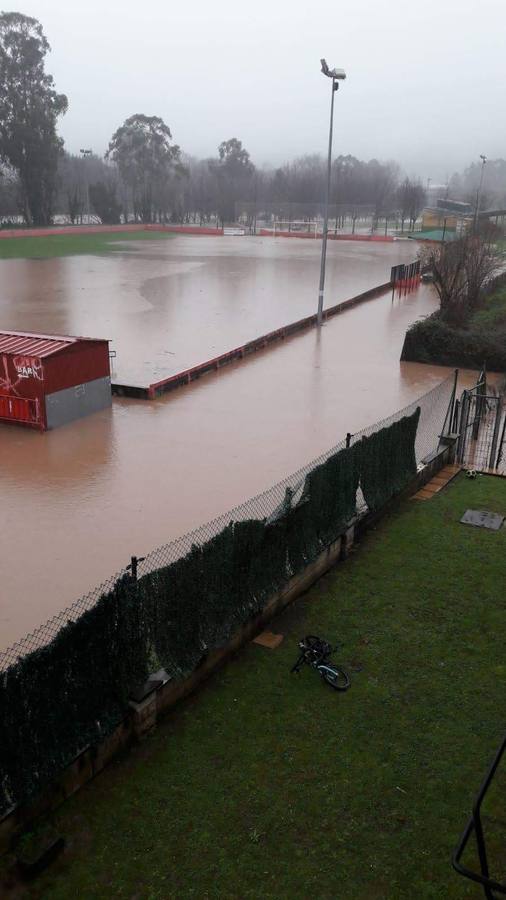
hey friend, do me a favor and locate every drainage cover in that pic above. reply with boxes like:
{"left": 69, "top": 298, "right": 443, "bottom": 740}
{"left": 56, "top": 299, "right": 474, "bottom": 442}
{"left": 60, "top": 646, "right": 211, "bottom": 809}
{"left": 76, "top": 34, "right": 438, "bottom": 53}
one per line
{"left": 460, "top": 509, "right": 505, "bottom": 530}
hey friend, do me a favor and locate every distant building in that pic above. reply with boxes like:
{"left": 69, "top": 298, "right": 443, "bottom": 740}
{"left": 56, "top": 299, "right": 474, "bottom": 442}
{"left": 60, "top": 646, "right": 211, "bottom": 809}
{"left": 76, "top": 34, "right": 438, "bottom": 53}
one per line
{"left": 421, "top": 199, "right": 473, "bottom": 235}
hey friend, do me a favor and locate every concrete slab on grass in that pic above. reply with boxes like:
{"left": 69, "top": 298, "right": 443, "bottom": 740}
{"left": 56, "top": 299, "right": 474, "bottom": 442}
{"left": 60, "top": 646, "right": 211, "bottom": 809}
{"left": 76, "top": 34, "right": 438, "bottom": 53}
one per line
{"left": 460, "top": 509, "right": 505, "bottom": 531}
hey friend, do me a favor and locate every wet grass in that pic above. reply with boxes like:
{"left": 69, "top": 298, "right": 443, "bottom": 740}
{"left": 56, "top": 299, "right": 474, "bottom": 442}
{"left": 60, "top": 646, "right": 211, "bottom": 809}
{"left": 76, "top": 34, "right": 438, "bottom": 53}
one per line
{"left": 471, "top": 286, "right": 506, "bottom": 330}
{"left": 0, "top": 230, "right": 175, "bottom": 260}
{"left": 3, "top": 473, "right": 506, "bottom": 899}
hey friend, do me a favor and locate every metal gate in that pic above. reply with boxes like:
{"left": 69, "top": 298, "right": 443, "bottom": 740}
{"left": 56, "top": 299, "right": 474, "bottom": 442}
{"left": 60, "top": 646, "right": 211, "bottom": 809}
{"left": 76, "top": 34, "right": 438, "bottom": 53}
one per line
{"left": 453, "top": 736, "right": 506, "bottom": 898}
{"left": 456, "top": 379, "right": 506, "bottom": 472}
{"left": 0, "top": 393, "right": 41, "bottom": 427}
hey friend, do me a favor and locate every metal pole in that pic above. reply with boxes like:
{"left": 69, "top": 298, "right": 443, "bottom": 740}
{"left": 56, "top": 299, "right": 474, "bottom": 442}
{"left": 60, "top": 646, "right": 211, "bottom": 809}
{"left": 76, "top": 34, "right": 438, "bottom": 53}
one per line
{"left": 127, "top": 554, "right": 146, "bottom": 581}
{"left": 473, "top": 156, "right": 486, "bottom": 233}
{"left": 440, "top": 368, "right": 459, "bottom": 441}
{"left": 453, "top": 397, "right": 460, "bottom": 434}
{"left": 488, "top": 401, "right": 502, "bottom": 470}
{"left": 457, "top": 390, "right": 469, "bottom": 464}
{"left": 450, "top": 368, "right": 459, "bottom": 432}
{"left": 317, "top": 78, "right": 337, "bottom": 326}
{"left": 495, "top": 412, "right": 506, "bottom": 469}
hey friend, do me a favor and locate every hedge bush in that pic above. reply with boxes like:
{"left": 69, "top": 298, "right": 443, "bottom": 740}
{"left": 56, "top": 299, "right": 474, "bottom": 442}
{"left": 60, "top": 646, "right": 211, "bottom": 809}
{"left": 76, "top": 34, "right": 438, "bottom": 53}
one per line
{"left": 401, "top": 312, "right": 506, "bottom": 371}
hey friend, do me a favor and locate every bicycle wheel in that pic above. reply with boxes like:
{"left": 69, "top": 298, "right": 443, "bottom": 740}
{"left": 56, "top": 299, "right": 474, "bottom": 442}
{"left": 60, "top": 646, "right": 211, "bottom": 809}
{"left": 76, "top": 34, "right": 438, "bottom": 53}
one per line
{"left": 320, "top": 664, "right": 350, "bottom": 691}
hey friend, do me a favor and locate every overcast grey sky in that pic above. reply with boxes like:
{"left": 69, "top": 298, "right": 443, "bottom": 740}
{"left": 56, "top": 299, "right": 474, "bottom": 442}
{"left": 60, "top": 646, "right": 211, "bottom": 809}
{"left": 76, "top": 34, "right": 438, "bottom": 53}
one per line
{"left": 7, "top": 0, "right": 506, "bottom": 180}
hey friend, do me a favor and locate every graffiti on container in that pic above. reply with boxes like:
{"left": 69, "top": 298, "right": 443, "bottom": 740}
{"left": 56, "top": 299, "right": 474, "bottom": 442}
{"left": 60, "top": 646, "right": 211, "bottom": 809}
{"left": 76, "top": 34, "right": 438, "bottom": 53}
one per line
{"left": 12, "top": 356, "right": 43, "bottom": 381}
{"left": 0, "top": 354, "right": 43, "bottom": 397}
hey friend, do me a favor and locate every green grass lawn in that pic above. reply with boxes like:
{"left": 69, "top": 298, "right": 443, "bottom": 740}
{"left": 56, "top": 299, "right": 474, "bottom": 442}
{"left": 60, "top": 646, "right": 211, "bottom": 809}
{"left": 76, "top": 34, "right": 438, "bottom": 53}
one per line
{"left": 0, "top": 230, "right": 175, "bottom": 260}
{"left": 3, "top": 473, "right": 506, "bottom": 899}
{"left": 471, "top": 285, "right": 506, "bottom": 330}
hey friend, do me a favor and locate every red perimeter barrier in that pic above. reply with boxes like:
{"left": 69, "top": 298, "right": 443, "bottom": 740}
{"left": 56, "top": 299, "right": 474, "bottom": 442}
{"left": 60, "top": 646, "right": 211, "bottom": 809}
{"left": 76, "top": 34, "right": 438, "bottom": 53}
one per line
{"left": 0, "top": 223, "right": 224, "bottom": 240}
{"left": 110, "top": 281, "right": 393, "bottom": 400}
{"left": 0, "top": 224, "right": 396, "bottom": 242}
{"left": 145, "top": 225, "right": 223, "bottom": 236}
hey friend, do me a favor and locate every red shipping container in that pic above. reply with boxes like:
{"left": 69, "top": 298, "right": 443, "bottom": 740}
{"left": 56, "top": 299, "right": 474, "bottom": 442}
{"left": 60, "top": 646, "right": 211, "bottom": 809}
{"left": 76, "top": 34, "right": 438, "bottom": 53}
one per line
{"left": 0, "top": 331, "right": 111, "bottom": 430}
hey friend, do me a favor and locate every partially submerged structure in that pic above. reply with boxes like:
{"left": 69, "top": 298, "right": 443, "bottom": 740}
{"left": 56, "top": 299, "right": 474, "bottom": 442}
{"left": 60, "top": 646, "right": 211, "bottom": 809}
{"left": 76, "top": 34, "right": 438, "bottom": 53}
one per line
{"left": 0, "top": 330, "right": 111, "bottom": 430}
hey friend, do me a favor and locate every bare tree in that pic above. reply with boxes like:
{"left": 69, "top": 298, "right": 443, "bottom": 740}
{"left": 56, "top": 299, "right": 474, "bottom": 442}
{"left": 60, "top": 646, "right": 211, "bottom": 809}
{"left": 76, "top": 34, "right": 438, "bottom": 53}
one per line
{"left": 420, "top": 232, "right": 501, "bottom": 324}
{"left": 396, "top": 177, "right": 426, "bottom": 232}
{"left": 57, "top": 152, "right": 114, "bottom": 223}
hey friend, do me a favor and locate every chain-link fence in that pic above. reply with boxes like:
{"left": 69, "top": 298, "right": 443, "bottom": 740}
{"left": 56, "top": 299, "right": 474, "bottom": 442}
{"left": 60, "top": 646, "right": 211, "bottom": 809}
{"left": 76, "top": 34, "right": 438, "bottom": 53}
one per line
{"left": 0, "top": 375, "right": 455, "bottom": 816}
{"left": 0, "top": 374, "right": 453, "bottom": 675}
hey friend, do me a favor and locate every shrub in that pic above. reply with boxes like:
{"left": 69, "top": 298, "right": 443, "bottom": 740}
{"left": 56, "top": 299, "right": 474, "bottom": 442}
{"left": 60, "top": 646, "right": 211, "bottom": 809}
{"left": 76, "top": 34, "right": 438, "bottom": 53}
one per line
{"left": 401, "top": 312, "right": 506, "bottom": 370}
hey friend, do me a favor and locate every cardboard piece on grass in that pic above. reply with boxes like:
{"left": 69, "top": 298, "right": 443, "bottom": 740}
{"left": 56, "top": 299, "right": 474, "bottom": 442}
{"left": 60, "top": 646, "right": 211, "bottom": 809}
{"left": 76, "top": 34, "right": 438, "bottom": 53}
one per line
{"left": 460, "top": 509, "right": 505, "bottom": 531}
{"left": 253, "top": 631, "right": 284, "bottom": 649}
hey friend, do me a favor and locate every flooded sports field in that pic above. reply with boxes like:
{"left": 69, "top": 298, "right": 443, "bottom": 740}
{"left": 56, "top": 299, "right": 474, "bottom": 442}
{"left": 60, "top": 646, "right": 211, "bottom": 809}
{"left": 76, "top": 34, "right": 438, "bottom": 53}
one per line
{"left": 0, "top": 236, "right": 481, "bottom": 649}
{"left": 0, "top": 235, "right": 418, "bottom": 385}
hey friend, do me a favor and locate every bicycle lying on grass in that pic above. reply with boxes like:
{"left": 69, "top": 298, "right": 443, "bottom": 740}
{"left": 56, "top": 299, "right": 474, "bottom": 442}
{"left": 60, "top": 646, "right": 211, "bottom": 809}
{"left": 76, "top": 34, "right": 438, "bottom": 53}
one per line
{"left": 290, "top": 636, "right": 351, "bottom": 691}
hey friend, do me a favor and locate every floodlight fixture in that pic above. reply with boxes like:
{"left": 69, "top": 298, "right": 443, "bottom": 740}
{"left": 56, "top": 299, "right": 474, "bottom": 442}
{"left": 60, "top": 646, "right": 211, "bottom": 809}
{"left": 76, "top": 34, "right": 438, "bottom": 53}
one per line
{"left": 320, "top": 59, "right": 346, "bottom": 80}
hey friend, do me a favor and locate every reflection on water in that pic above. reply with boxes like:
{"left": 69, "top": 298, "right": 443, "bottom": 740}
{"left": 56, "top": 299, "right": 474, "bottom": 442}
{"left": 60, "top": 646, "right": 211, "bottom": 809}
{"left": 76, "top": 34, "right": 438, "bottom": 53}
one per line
{"left": 0, "top": 240, "right": 485, "bottom": 648}
{"left": 0, "top": 236, "right": 420, "bottom": 385}
{"left": 2, "top": 405, "right": 114, "bottom": 491}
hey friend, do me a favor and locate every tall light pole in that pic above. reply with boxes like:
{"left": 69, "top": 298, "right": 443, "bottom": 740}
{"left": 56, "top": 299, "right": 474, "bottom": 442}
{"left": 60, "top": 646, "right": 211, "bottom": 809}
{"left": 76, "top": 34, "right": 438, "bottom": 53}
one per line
{"left": 317, "top": 59, "right": 346, "bottom": 326}
{"left": 80, "top": 148, "right": 93, "bottom": 225}
{"left": 473, "top": 154, "right": 487, "bottom": 233}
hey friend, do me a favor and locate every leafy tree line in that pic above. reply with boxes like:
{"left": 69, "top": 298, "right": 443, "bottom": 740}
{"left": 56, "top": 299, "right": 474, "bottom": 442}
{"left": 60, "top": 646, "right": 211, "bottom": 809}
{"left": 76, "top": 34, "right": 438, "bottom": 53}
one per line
{"left": 0, "top": 12, "right": 67, "bottom": 225}
{"left": 0, "top": 10, "right": 426, "bottom": 229}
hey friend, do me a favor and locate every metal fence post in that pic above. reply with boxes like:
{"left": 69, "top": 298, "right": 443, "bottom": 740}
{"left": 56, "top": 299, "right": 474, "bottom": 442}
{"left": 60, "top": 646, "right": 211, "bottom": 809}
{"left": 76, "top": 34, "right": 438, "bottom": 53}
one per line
{"left": 450, "top": 369, "right": 459, "bottom": 432}
{"left": 440, "top": 368, "right": 459, "bottom": 443}
{"left": 489, "top": 401, "right": 502, "bottom": 470}
{"left": 495, "top": 413, "right": 506, "bottom": 469}
{"left": 453, "top": 397, "right": 460, "bottom": 434}
{"left": 127, "top": 555, "right": 146, "bottom": 581}
{"left": 457, "top": 391, "right": 469, "bottom": 464}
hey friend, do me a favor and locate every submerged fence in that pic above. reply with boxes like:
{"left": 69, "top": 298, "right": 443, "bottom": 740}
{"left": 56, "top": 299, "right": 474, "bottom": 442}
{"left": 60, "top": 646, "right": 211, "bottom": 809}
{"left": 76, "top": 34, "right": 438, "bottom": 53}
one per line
{"left": 0, "top": 376, "right": 454, "bottom": 816}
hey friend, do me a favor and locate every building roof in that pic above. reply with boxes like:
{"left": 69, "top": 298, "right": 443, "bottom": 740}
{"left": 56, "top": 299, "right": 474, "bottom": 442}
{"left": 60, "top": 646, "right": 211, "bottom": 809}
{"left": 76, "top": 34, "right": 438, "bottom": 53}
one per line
{"left": 478, "top": 208, "right": 506, "bottom": 218}
{"left": 408, "top": 229, "right": 458, "bottom": 242}
{"left": 423, "top": 206, "right": 470, "bottom": 219}
{"left": 435, "top": 198, "right": 472, "bottom": 214}
{"left": 0, "top": 330, "right": 107, "bottom": 359}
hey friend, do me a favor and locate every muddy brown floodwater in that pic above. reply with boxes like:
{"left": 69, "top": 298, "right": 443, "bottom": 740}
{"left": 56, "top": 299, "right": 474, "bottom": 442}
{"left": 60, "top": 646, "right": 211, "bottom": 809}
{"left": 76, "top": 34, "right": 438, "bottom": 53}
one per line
{"left": 1, "top": 235, "right": 420, "bottom": 385}
{"left": 0, "top": 237, "right": 484, "bottom": 649}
